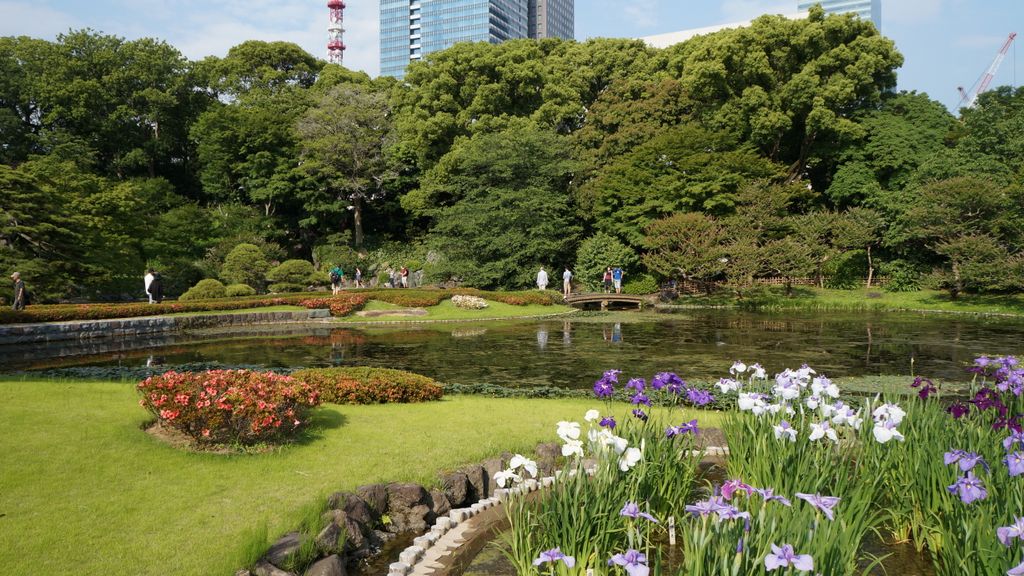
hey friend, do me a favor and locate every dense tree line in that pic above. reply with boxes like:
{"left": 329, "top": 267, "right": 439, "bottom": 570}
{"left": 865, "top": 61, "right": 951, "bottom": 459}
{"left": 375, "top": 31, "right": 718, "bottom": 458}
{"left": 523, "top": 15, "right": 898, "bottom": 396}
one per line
{"left": 2, "top": 6, "right": 1022, "bottom": 301}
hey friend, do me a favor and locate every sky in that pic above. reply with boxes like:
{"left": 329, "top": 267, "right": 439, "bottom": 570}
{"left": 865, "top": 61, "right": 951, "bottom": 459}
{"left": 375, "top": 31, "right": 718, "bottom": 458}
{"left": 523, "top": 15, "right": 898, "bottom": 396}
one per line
{"left": 0, "top": 0, "right": 1020, "bottom": 111}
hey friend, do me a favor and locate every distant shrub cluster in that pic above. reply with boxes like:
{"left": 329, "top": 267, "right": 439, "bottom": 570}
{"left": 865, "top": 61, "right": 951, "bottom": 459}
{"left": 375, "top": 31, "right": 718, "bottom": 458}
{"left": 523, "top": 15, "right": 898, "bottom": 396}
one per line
{"left": 298, "top": 294, "right": 368, "bottom": 316}
{"left": 137, "top": 370, "right": 321, "bottom": 445}
{"left": 291, "top": 367, "right": 444, "bottom": 405}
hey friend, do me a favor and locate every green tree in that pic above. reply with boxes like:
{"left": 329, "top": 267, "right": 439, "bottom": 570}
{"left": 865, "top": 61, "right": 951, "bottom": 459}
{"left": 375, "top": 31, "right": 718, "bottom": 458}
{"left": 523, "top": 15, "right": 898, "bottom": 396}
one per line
{"left": 832, "top": 207, "right": 884, "bottom": 287}
{"left": 574, "top": 233, "right": 639, "bottom": 291}
{"left": 418, "top": 122, "right": 580, "bottom": 288}
{"left": 220, "top": 243, "right": 270, "bottom": 290}
{"left": 297, "top": 83, "right": 395, "bottom": 248}
{"left": 642, "top": 213, "right": 728, "bottom": 293}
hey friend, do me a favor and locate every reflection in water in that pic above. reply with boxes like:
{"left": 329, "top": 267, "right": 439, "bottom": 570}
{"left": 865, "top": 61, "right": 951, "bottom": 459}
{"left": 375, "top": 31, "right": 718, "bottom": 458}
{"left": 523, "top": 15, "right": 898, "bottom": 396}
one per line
{"left": 9, "top": 310, "right": 1024, "bottom": 388}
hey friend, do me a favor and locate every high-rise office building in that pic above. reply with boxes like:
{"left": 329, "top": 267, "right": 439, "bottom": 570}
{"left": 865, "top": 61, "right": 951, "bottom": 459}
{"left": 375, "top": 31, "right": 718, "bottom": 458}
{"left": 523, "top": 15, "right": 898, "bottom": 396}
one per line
{"left": 797, "top": 0, "right": 880, "bottom": 30}
{"left": 381, "top": 0, "right": 573, "bottom": 79}
{"left": 529, "top": 0, "right": 574, "bottom": 40}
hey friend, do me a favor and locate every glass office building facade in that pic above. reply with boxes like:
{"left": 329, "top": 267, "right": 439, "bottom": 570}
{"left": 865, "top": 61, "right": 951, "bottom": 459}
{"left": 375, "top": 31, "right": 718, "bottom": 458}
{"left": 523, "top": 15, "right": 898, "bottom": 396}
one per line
{"left": 798, "top": 0, "right": 881, "bottom": 30}
{"left": 381, "top": 0, "right": 572, "bottom": 79}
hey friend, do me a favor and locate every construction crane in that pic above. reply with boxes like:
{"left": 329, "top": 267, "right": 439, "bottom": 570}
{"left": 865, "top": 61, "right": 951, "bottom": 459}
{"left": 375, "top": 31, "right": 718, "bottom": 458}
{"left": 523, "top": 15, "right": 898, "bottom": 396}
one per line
{"left": 958, "top": 32, "right": 1017, "bottom": 108}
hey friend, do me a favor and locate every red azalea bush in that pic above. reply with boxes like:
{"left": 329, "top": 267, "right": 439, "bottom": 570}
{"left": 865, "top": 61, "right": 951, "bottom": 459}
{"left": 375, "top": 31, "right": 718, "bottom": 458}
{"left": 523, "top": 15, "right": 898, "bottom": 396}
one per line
{"left": 137, "top": 370, "right": 321, "bottom": 445}
{"left": 291, "top": 367, "right": 444, "bottom": 405}
{"left": 298, "top": 294, "right": 368, "bottom": 316}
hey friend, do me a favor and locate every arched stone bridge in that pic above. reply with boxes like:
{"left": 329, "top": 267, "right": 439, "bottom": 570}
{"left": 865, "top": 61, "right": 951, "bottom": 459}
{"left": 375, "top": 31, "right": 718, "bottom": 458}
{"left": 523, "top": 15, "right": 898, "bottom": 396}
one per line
{"left": 564, "top": 293, "right": 647, "bottom": 310}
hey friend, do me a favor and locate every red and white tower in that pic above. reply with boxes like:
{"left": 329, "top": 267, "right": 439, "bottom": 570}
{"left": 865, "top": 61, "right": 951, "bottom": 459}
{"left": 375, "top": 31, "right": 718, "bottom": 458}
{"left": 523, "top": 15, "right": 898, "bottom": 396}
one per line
{"left": 327, "top": 0, "right": 346, "bottom": 65}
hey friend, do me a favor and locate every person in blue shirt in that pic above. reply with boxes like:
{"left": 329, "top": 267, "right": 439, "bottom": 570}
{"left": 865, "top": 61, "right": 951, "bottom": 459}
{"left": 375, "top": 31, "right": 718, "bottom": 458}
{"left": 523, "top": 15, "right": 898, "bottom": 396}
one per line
{"left": 612, "top": 267, "right": 624, "bottom": 294}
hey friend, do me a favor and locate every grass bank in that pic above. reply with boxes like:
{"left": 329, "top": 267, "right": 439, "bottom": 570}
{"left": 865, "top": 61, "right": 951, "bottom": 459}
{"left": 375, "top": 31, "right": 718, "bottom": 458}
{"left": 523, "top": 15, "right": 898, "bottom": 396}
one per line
{"left": 675, "top": 287, "right": 1024, "bottom": 317}
{"left": 0, "top": 379, "right": 717, "bottom": 576}
{"left": 335, "top": 298, "right": 575, "bottom": 323}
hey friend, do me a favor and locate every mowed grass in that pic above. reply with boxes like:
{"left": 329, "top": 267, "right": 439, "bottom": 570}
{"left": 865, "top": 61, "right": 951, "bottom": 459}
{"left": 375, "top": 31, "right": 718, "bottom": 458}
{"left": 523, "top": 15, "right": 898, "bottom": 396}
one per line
{"left": 335, "top": 298, "right": 575, "bottom": 323}
{"left": 0, "top": 380, "right": 717, "bottom": 576}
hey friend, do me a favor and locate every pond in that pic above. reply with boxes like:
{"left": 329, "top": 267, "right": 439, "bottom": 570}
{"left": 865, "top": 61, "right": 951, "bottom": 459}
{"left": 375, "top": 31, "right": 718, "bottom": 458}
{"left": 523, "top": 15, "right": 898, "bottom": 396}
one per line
{"left": 6, "top": 309, "right": 1022, "bottom": 385}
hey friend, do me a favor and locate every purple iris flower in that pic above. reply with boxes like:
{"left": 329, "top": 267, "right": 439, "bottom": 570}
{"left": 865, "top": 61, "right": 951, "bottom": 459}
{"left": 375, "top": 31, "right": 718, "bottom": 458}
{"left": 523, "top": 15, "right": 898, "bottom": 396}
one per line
{"left": 1005, "top": 451, "right": 1024, "bottom": 477}
{"left": 795, "top": 493, "right": 841, "bottom": 521}
{"left": 608, "top": 549, "right": 648, "bottom": 576}
{"left": 911, "top": 376, "right": 937, "bottom": 399}
{"left": 1010, "top": 559, "right": 1024, "bottom": 576}
{"left": 685, "top": 496, "right": 728, "bottom": 517}
{"left": 1005, "top": 430, "right": 1024, "bottom": 452}
{"left": 972, "top": 388, "right": 1001, "bottom": 411}
{"left": 715, "top": 505, "right": 751, "bottom": 524}
{"left": 533, "top": 547, "right": 575, "bottom": 568}
{"left": 626, "top": 377, "right": 646, "bottom": 392}
{"left": 947, "top": 471, "right": 988, "bottom": 504}
{"left": 652, "top": 372, "right": 684, "bottom": 393}
{"left": 593, "top": 377, "right": 615, "bottom": 399}
{"left": 619, "top": 501, "right": 658, "bottom": 523}
{"left": 721, "top": 479, "right": 754, "bottom": 501}
{"left": 603, "top": 369, "right": 622, "bottom": 382}
{"left": 678, "top": 419, "right": 699, "bottom": 434}
{"left": 599, "top": 416, "right": 617, "bottom": 430}
{"left": 686, "top": 387, "right": 714, "bottom": 406}
{"left": 997, "top": 517, "right": 1024, "bottom": 547}
{"left": 754, "top": 487, "right": 792, "bottom": 507}
{"left": 975, "top": 355, "right": 993, "bottom": 369}
{"left": 632, "top": 409, "right": 648, "bottom": 422}
{"left": 947, "top": 401, "right": 970, "bottom": 419}
{"left": 944, "top": 450, "right": 989, "bottom": 472}
{"left": 630, "top": 392, "right": 651, "bottom": 406}
{"left": 763, "top": 543, "right": 814, "bottom": 572}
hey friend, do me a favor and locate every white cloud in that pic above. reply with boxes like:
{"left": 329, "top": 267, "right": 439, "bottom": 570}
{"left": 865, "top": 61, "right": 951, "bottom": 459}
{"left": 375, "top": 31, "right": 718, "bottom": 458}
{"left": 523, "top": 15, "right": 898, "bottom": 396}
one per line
{"left": 0, "top": 1, "right": 79, "bottom": 39}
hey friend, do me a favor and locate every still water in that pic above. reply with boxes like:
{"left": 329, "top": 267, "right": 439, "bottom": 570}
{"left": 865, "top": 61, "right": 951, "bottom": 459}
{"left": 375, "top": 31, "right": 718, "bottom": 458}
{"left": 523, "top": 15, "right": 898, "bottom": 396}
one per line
{"left": 9, "top": 310, "right": 1023, "bottom": 386}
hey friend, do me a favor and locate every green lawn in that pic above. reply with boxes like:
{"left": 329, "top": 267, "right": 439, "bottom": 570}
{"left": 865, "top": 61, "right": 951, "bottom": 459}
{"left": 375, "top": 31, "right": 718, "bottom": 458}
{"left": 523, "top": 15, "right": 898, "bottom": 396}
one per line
{"left": 335, "top": 298, "right": 575, "bottom": 323}
{"left": 0, "top": 380, "right": 716, "bottom": 576}
{"left": 678, "top": 286, "right": 1024, "bottom": 316}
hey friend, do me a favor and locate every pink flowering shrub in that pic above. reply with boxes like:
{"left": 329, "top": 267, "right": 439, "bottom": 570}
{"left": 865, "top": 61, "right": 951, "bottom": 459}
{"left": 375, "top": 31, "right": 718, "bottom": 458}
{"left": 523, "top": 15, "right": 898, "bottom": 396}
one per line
{"left": 137, "top": 370, "right": 321, "bottom": 445}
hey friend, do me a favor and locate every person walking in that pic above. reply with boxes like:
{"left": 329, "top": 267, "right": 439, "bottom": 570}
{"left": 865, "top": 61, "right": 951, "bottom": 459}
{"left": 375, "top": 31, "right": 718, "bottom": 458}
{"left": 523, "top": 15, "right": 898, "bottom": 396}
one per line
{"left": 329, "top": 264, "right": 344, "bottom": 295}
{"left": 354, "top": 267, "right": 363, "bottom": 288}
{"left": 149, "top": 271, "right": 164, "bottom": 304}
{"left": 10, "top": 272, "right": 26, "bottom": 311}
{"left": 144, "top": 268, "right": 156, "bottom": 303}
{"left": 603, "top": 267, "right": 613, "bottom": 294}
{"left": 562, "top": 267, "right": 573, "bottom": 299}
{"left": 536, "top": 267, "right": 549, "bottom": 290}
{"left": 400, "top": 266, "right": 409, "bottom": 288}
{"left": 612, "top": 266, "right": 624, "bottom": 294}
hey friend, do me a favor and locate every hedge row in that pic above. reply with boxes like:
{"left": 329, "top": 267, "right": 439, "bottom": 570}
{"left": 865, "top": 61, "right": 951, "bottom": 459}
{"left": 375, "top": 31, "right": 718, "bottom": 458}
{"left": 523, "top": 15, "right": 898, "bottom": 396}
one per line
{"left": 290, "top": 367, "right": 444, "bottom": 405}
{"left": 0, "top": 288, "right": 559, "bottom": 325}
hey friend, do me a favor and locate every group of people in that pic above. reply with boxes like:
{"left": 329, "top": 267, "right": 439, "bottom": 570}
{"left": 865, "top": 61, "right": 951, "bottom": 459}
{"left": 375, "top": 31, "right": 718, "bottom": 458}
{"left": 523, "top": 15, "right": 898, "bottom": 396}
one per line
{"left": 329, "top": 265, "right": 364, "bottom": 295}
{"left": 535, "top": 265, "right": 625, "bottom": 299}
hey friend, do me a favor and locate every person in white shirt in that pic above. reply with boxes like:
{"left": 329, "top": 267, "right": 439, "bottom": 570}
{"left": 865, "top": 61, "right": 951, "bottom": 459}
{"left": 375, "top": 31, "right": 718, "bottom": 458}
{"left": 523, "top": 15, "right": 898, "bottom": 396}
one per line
{"left": 562, "top": 267, "right": 573, "bottom": 299}
{"left": 144, "top": 269, "right": 155, "bottom": 304}
{"left": 536, "top": 267, "right": 549, "bottom": 290}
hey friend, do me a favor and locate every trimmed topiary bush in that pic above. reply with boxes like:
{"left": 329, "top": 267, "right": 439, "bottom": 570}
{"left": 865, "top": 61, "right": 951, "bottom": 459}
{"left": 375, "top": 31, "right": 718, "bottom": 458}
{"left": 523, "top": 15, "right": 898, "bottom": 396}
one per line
{"left": 137, "top": 370, "right": 321, "bottom": 445}
{"left": 220, "top": 243, "right": 271, "bottom": 290}
{"left": 622, "top": 274, "right": 659, "bottom": 295}
{"left": 179, "top": 279, "right": 227, "bottom": 301}
{"left": 291, "top": 367, "right": 444, "bottom": 404}
{"left": 225, "top": 283, "right": 257, "bottom": 298}
{"left": 267, "top": 260, "right": 321, "bottom": 293}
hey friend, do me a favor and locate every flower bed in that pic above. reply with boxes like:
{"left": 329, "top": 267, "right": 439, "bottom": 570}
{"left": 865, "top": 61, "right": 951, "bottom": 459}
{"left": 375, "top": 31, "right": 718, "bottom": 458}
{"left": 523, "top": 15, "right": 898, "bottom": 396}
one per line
{"left": 290, "top": 367, "right": 444, "bottom": 404}
{"left": 451, "top": 295, "right": 488, "bottom": 310}
{"left": 297, "top": 294, "right": 368, "bottom": 316}
{"left": 137, "top": 370, "right": 320, "bottom": 445}
{"left": 501, "top": 359, "right": 1024, "bottom": 576}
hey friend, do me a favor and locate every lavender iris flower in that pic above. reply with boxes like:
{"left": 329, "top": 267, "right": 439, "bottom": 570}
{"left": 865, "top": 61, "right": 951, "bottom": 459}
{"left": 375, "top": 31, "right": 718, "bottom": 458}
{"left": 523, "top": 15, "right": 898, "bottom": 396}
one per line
{"left": 1005, "top": 430, "right": 1024, "bottom": 452}
{"left": 686, "top": 387, "right": 715, "bottom": 406}
{"left": 603, "top": 369, "right": 622, "bottom": 382}
{"left": 1010, "top": 559, "right": 1024, "bottom": 576}
{"left": 947, "top": 471, "right": 988, "bottom": 504}
{"left": 533, "top": 547, "right": 576, "bottom": 568}
{"left": 997, "top": 517, "right": 1024, "bottom": 547}
{"left": 608, "top": 549, "right": 648, "bottom": 576}
{"left": 665, "top": 419, "right": 698, "bottom": 438}
{"left": 755, "top": 487, "right": 792, "bottom": 507}
{"left": 599, "top": 416, "right": 617, "bottom": 430}
{"left": 795, "top": 493, "right": 841, "bottom": 521}
{"left": 632, "top": 409, "right": 648, "bottom": 422}
{"left": 619, "top": 501, "right": 658, "bottom": 523}
{"left": 652, "top": 372, "right": 684, "bottom": 393}
{"left": 626, "top": 377, "right": 646, "bottom": 392}
{"left": 763, "top": 543, "right": 814, "bottom": 572}
{"left": 721, "top": 479, "right": 754, "bottom": 500}
{"left": 1005, "top": 451, "right": 1024, "bottom": 477}
{"left": 944, "top": 450, "right": 989, "bottom": 472}
{"left": 715, "top": 505, "right": 751, "bottom": 524}
{"left": 630, "top": 392, "right": 652, "bottom": 406}
{"left": 685, "top": 496, "right": 728, "bottom": 517}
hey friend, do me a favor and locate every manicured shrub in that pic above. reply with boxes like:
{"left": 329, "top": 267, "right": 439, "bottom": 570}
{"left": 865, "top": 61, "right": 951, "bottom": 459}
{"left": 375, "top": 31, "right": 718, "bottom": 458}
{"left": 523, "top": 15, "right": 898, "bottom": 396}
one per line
{"left": 268, "top": 282, "right": 307, "bottom": 293}
{"left": 574, "top": 232, "right": 640, "bottom": 291}
{"left": 622, "top": 274, "right": 659, "bottom": 295}
{"left": 267, "top": 259, "right": 321, "bottom": 288}
{"left": 137, "top": 370, "right": 321, "bottom": 445}
{"left": 179, "top": 279, "right": 227, "bottom": 301}
{"left": 291, "top": 367, "right": 444, "bottom": 405}
{"left": 225, "top": 283, "right": 257, "bottom": 298}
{"left": 220, "top": 243, "right": 271, "bottom": 289}
{"left": 298, "top": 294, "right": 368, "bottom": 316}
{"left": 880, "top": 259, "right": 924, "bottom": 292}
{"left": 370, "top": 289, "right": 447, "bottom": 308}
